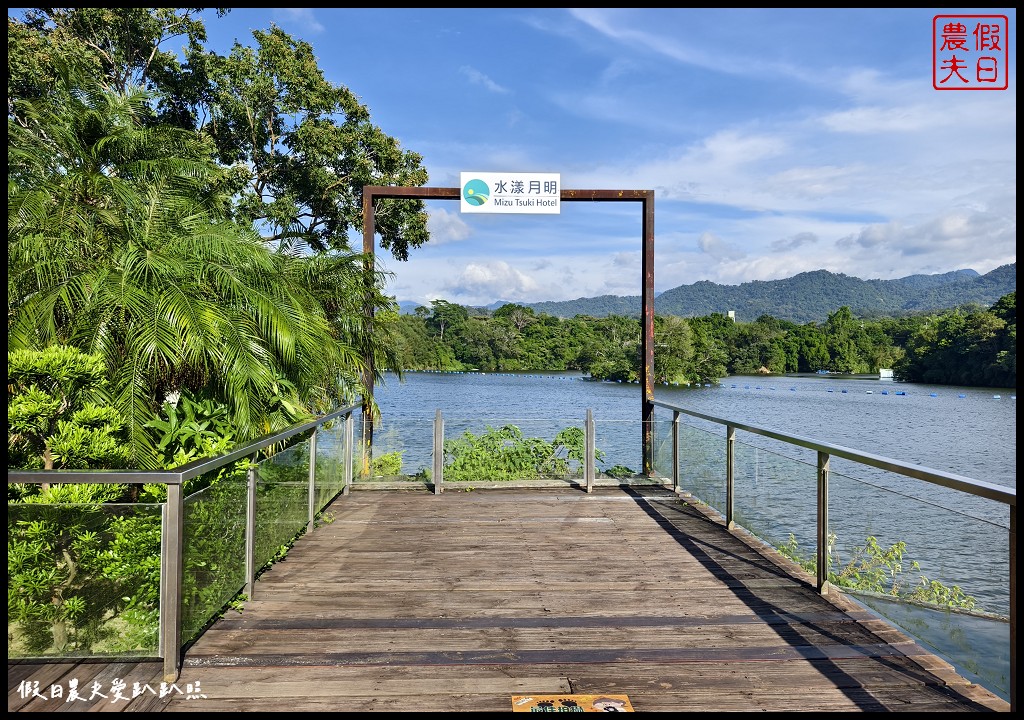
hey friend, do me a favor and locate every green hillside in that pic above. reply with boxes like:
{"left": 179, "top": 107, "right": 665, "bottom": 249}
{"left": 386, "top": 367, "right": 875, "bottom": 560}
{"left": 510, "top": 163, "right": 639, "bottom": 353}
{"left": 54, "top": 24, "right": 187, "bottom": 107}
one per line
{"left": 522, "top": 264, "right": 1015, "bottom": 323}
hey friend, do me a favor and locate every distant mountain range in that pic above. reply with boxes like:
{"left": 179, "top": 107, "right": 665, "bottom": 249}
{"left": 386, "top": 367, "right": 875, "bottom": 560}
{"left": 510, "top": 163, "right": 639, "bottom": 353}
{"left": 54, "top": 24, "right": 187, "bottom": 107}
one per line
{"left": 399, "top": 263, "right": 1016, "bottom": 325}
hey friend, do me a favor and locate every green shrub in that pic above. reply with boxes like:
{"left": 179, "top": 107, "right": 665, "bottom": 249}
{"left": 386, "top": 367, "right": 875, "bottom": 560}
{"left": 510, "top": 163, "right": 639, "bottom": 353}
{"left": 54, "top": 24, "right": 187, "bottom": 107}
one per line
{"left": 443, "top": 424, "right": 603, "bottom": 482}
{"left": 604, "top": 464, "right": 636, "bottom": 479}
{"left": 776, "top": 533, "right": 976, "bottom": 611}
{"left": 371, "top": 450, "right": 404, "bottom": 476}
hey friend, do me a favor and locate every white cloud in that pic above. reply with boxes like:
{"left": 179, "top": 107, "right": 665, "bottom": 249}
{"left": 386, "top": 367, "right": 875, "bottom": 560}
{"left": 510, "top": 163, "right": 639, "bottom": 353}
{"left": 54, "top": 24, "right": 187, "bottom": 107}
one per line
{"left": 772, "top": 232, "right": 819, "bottom": 252}
{"left": 426, "top": 208, "right": 472, "bottom": 246}
{"left": 767, "top": 166, "right": 856, "bottom": 201}
{"left": 272, "top": 9, "right": 325, "bottom": 34}
{"left": 442, "top": 261, "right": 540, "bottom": 302}
{"left": 697, "top": 232, "right": 747, "bottom": 262}
{"left": 838, "top": 202, "right": 1017, "bottom": 267}
{"left": 820, "top": 105, "right": 942, "bottom": 134}
{"left": 566, "top": 8, "right": 819, "bottom": 84}
{"left": 459, "top": 66, "right": 511, "bottom": 94}
{"left": 611, "top": 251, "right": 639, "bottom": 268}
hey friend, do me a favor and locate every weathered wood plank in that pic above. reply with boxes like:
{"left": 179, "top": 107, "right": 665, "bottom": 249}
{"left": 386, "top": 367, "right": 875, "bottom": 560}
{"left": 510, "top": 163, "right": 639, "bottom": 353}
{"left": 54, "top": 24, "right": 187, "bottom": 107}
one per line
{"left": 6, "top": 661, "right": 164, "bottom": 713}
{"left": 7, "top": 662, "right": 78, "bottom": 712}
{"left": 189, "top": 626, "right": 917, "bottom": 656}
{"left": 207, "top": 610, "right": 882, "bottom": 630}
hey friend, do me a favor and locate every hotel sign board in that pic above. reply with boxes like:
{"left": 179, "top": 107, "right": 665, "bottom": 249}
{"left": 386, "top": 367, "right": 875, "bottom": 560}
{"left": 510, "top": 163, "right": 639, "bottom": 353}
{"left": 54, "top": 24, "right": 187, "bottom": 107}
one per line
{"left": 460, "top": 172, "right": 561, "bottom": 214}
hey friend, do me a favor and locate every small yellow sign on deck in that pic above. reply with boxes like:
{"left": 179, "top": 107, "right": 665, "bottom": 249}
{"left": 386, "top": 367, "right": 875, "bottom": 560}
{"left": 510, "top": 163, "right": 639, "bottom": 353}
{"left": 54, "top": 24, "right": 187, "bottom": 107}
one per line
{"left": 511, "top": 695, "right": 634, "bottom": 712}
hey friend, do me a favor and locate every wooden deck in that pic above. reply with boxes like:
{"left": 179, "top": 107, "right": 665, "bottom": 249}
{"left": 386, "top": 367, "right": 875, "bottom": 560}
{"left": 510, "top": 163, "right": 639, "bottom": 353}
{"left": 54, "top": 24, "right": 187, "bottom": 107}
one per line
{"left": 8, "top": 485, "right": 1010, "bottom": 712}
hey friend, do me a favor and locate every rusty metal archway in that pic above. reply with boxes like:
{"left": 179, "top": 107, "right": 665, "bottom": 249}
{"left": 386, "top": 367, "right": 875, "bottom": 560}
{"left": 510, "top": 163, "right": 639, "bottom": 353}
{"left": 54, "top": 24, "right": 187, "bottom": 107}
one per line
{"left": 360, "top": 185, "right": 656, "bottom": 476}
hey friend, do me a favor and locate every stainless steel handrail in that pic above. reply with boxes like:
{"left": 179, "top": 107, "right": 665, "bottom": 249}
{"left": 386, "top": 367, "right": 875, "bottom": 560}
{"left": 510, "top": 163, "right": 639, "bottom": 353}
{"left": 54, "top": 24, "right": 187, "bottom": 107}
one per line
{"left": 650, "top": 399, "right": 1016, "bottom": 505}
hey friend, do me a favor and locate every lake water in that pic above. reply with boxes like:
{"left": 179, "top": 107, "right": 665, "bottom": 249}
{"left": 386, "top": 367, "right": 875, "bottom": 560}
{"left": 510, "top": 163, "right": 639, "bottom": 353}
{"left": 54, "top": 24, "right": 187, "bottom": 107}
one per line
{"left": 361, "top": 370, "right": 1015, "bottom": 700}
{"left": 371, "top": 370, "right": 1015, "bottom": 489}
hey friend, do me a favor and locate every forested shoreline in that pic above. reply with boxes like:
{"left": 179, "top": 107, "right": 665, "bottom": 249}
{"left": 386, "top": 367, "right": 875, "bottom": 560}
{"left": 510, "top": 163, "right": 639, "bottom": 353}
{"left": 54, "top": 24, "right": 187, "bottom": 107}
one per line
{"left": 391, "top": 295, "right": 1017, "bottom": 388}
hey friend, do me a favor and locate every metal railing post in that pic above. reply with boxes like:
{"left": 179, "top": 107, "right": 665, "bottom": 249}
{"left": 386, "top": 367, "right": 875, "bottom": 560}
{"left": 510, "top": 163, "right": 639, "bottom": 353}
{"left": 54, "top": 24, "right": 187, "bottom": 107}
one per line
{"left": 672, "top": 410, "right": 680, "bottom": 493}
{"left": 244, "top": 458, "right": 257, "bottom": 601}
{"left": 160, "top": 482, "right": 184, "bottom": 682}
{"left": 725, "top": 425, "right": 735, "bottom": 530}
{"left": 307, "top": 429, "right": 318, "bottom": 534}
{"left": 585, "top": 409, "right": 595, "bottom": 493}
{"left": 817, "top": 451, "right": 831, "bottom": 595}
{"left": 433, "top": 409, "right": 444, "bottom": 494}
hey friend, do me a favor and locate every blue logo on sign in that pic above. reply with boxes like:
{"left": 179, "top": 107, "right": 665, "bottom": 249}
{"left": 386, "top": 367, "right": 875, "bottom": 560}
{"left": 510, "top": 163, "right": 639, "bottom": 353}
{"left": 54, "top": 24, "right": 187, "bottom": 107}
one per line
{"left": 462, "top": 178, "right": 489, "bottom": 206}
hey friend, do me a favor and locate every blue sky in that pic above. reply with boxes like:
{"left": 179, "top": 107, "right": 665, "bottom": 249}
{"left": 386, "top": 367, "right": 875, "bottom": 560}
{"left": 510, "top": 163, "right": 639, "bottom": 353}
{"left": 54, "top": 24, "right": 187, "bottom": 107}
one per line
{"left": 203, "top": 8, "right": 1016, "bottom": 307}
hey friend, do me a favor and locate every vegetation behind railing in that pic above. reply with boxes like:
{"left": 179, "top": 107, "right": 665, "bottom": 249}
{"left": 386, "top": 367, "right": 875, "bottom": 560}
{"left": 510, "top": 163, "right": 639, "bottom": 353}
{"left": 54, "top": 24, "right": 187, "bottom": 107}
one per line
{"left": 8, "top": 500, "right": 163, "bottom": 657}
{"left": 8, "top": 403, "right": 358, "bottom": 682}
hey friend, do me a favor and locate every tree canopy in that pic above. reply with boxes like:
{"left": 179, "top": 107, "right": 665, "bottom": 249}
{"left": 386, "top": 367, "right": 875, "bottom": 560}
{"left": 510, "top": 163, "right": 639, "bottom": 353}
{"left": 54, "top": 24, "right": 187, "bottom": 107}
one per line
{"left": 9, "top": 8, "right": 430, "bottom": 260}
{"left": 8, "top": 8, "right": 430, "bottom": 466}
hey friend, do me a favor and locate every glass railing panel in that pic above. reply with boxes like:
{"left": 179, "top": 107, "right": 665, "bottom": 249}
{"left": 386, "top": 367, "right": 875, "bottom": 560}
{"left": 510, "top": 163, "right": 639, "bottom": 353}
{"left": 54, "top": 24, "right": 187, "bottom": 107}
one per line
{"left": 314, "top": 420, "right": 346, "bottom": 510}
{"left": 441, "top": 416, "right": 589, "bottom": 483}
{"left": 181, "top": 466, "right": 248, "bottom": 645}
{"left": 675, "top": 420, "right": 728, "bottom": 515}
{"left": 826, "top": 463, "right": 1011, "bottom": 616}
{"left": 660, "top": 413, "right": 1011, "bottom": 704}
{"left": 593, "top": 419, "right": 644, "bottom": 480}
{"left": 350, "top": 412, "right": 368, "bottom": 482}
{"left": 8, "top": 497, "right": 162, "bottom": 658}
{"left": 651, "top": 417, "right": 674, "bottom": 480}
{"left": 369, "top": 412, "right": 431, "bottom": 482}
{"left": 852, "top": 592, "right": 1008, "bottom": 704}
{"left": 349, "top": 411, "right": 432, "bottom": 483}
{"left": 826, "top": 465, "right": 1010, "bottom": 702}
{"left": 256, "top": 442, "right": 311, "bottom": 570}
{"left": 732, "top": 438, "right": 819, "bottom": 558}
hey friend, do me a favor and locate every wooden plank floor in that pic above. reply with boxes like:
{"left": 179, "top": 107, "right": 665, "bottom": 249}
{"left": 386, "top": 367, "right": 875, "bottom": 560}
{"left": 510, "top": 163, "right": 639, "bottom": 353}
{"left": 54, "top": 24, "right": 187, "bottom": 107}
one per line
{"left": 8, "top": 485, "right": 1010, "bottom": 712}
